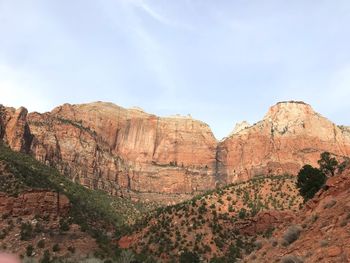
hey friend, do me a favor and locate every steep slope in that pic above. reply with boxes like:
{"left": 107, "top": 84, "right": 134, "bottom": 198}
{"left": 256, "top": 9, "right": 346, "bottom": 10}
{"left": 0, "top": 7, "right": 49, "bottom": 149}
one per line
{"left": 0, "top": 143, "right": 155, "bottom": 261}
{"left": 244, "top": 166, "right": 350, "bottom": 263}
{"left": 118, "top": 174, "right": 302, "bottom": 261}
{"left": 218, "top": 101, "right": 350, "bottom": 183}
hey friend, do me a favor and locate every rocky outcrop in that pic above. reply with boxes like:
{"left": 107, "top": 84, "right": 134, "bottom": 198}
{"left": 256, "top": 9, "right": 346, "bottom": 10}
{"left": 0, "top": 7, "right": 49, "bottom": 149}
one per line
{"left": 1, "top": 101, "right": 350, "bottom": 203}
{"left": 236, "top": 210, "right": 295, "bottom": 236}
{"left": 217, "top": 101, "right": 350, "bottom": 183}
{"left": 0, "top": 190, "right": 70, "bottom": 217}
{"left": 0, "top": 106, "right": 32, "bottom": 152}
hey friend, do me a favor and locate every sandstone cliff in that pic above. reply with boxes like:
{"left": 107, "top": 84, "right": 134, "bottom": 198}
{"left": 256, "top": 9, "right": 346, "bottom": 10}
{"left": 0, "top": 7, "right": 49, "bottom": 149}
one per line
{"left": 217, "top": 101, "right": 350, "bottom": 183}
{"left": 1, "top": 101, "right": 350, "bottom": 203}
{"left": 0, "top": 102, "right": 218, "bottom": 203}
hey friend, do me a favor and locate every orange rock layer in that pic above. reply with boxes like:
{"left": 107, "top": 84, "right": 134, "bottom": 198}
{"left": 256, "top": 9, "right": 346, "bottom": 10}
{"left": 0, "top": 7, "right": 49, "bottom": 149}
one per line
{"left": 1, "top": 101, "right": 349, "bottom": 202}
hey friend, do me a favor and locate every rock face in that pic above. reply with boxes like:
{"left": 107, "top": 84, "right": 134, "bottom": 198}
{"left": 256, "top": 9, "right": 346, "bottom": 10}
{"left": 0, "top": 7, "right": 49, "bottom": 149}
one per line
{"left": 0, "top": 106, "right": 32, "bottom": 152}
{"left": 0, "top": 103, "right": 218, "bottom": 203}
{"left": 0, "top": 190, "right": 70, "bottom": 217}
{"left": 1, "top": 101, "right": 350, "bottom": 203}
{"left": 217, "top": 101, "right": 350, "bottom": 183}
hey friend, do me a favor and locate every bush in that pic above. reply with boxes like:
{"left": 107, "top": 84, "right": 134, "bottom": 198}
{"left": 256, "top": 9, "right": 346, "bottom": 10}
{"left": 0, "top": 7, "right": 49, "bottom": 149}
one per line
{"left": 238, "top": 208, "right": 247, "bottom": 219}
{"left": 20, "top": 222, "right": 34, "bottom": 241}
{"left": 320, "top": 240, "right": 328, "bottom": 247}
{"left": 26, "top": 245, "right": 34, "bottom": 257}
{"left": 323, "top": 199, "right": 336, "bottom": 209}
{"left": 40, "top": 250, "right": 51, "bottom": 263}
{"left": 296, "top": 165, "right": 326, "bottom": 201}
{"left": 59, "top": 218, "right": 70, "bottom": 231}
{"left": 179, "top": 251, "right": 200, "bottom": 263}
{"left": 282, "top": 225, "right": 302, "bottom": 246}
{"left": 79, "top": 258, "right": 104, "bottom": 263}
{"left": 52, "top": 243, "right": 60, "bottom": 252}
{"left": 253, "top": 240, "right": 263, "bottom": 250}
{"left": 37, "top": 239, "right": 45, "bottom": 249}
{"left": 280, "top": 255, "right": 304, "bottom": 263}
{"left": 116, "top": 250, "right": 136, "bottom": 263}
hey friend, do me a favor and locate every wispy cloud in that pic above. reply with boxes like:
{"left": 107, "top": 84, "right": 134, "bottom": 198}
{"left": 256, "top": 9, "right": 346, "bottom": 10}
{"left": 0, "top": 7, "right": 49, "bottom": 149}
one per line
{"left": 127, "top": 0, "right": 194, "bottom": 30}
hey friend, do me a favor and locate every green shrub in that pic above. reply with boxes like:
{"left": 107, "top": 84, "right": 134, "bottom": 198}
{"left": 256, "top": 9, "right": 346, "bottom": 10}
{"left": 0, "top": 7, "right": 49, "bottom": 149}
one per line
{"left": 26, "top": 245, "right": 34, "bottom": 257}
{"left": 238, "top": 208, "right": 247, "bottom": 219}
{"left": 179, "top": 251, "right": 200, "bottom": 263}
{"left": 52, "top": 243, "right": 60, "bottom": 252}
{"left": 59, "top": 218, "right": 70, "bottom": 231}
{"left": 280, "top": 255, "right": 304, "bottom": 263}
{"left": 37, "top": 239, "right": 45, "bottom": 249}
{"left": 20, "top": 222, "right": 33, "bottom": 241}
{"left": 40, "top": 250, "right": 51, "bottom": 263}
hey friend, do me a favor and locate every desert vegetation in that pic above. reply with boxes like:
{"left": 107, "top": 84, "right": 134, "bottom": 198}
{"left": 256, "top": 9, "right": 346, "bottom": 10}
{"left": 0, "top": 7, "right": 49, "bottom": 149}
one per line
{"left": 119, "top": 174, "right": 302, "bottom": 261}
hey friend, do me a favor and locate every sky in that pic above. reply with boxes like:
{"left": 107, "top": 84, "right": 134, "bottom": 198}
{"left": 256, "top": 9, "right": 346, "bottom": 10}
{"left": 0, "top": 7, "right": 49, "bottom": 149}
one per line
{"left": 1, "top": 0, "right": 350, "bottom": 139}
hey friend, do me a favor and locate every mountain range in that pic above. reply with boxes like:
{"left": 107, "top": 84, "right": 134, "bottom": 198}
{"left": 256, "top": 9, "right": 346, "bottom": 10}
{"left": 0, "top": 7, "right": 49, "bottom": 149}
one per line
{"left": 1, "top": 100, "right": 349, "bottom": 204}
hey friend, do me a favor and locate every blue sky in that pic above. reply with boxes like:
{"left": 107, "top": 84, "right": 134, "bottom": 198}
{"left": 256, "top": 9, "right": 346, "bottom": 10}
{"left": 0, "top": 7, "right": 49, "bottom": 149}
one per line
{"left": 1, "top": 0, "right": 350, "bottom": 139}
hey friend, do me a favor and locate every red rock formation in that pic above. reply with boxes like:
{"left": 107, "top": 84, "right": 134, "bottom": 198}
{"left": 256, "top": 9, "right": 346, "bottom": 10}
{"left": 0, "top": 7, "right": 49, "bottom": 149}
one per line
{"left": 218, "top": 101, "right": 350, "bottom": 183}
{"left": 0, "top": 190, "right": 70, "bottom": 217}
{"left": 0, "top": 106, "right": 32, "bottom": 152}
{"left": 1, "top": 101, "right": 350, "bottom": 203}
{"left": 236, "top": 210, "right": 295, "bottom": 236}
{"left": 6, "top": 102, "right": 218, "bottom": 203}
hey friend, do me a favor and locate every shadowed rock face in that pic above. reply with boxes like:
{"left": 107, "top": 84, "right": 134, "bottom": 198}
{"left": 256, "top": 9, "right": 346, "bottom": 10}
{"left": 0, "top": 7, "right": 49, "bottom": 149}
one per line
{"left": 217, "top": 101, "right": 350, "bottom": 183}
{"left": 1, "top": 101, "right": 350, "bottom": 203}
{"left": 0, "top": 106, "right": 32, "bottom": 152}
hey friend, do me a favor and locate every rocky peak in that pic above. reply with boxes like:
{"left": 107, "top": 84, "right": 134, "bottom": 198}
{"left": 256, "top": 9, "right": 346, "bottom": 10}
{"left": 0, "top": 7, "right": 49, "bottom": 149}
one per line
{"left": 263, "top": 101, "right": 315, "bottom": 122}
{"left": 229, "top": 121, "right": 251, "bottom": 136}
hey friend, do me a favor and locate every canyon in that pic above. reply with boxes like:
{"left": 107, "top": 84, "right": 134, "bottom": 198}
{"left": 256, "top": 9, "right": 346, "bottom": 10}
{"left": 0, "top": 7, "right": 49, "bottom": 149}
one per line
{"left": 1, "top": 101, "right": 349, "bottom": 204}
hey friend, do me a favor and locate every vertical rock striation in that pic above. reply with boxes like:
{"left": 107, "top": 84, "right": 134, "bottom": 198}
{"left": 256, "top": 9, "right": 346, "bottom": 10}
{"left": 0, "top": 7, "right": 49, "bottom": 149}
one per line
{"left": 1, "top": 101, "right": 350, "bottom": 203}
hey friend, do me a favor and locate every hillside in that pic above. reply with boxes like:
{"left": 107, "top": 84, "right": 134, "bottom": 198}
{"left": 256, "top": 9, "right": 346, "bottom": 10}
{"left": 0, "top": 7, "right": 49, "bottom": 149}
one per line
{"left": 0, "top": 143, "right": 156, "bottom": 262}
{"left": 243, "top": 166, "right": 350, "bottom": 263}
{"left": 118, "top": 174, "right": 302, "bottom": 262}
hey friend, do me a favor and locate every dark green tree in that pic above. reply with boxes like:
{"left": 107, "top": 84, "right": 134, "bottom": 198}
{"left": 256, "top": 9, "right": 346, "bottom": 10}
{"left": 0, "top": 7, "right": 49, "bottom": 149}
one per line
{"left": 296, "top": 165, "right": 326, "bottom": 201}
{"left": 179, "top": 251, "right": 200, "bottom": 263}
{"left": 318, "top": 152, "right": 338, "bottom": 177}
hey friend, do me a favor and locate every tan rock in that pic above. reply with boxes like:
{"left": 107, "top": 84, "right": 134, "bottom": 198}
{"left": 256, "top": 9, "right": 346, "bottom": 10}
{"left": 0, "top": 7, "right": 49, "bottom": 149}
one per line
{"left": 327, "top": 246, "right": 342, "bottom": 257}
{"left": 218, "top": 101, "right": 350, "bottom": 183}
